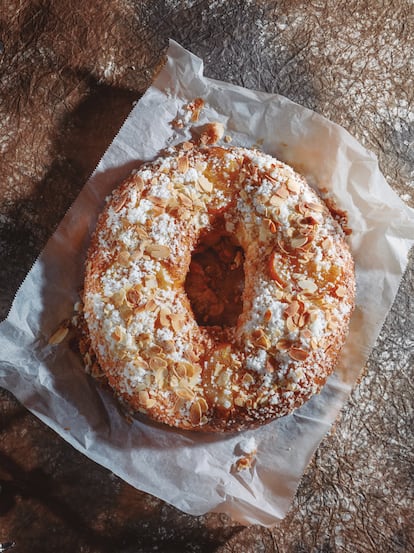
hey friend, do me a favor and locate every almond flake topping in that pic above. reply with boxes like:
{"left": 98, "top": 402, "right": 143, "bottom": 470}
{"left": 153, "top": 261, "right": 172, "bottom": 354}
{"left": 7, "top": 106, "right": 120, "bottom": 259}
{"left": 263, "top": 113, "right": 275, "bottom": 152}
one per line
{"left": 284, "top": 301, "right": 300, "bottom": 317}
{"left": 182, "top": 141, "right": 194, "bottom": 151}
{"left": 288, "top": 348, "right": 309, "bottom": 362}
{"left": 178, "top": 193, "right": 193, "bottom": 208}
{"left": 113, "top": 193, "right": 129, "bottom": 213}
{"left": 149, "top": 357, "right": 168, "bottom": 371}
{"left": 276, "top": 338, "right": 291, "bottom": 351}
{"left": 139, "top": 390, "right": 156, "bottom": 409}
{"left": 171, "top": 313, "right": 186, "bottom": 332}
{"left": 145, "top": 243, "right": 170, "bottom": 260}
{"left": 291, "top": 236, "right": 308, "bottom": 249}
{"left": 198, "top": 174, "right": 213, "bottom": 193}
{"left": 306, "top": 201, "right": 325, "bottom": 213}
{"left": 177, "top": 155, "right": 189, "bottom": 173}
{"left": 334, "top": 285, "right": 347, "bottom": 298}
{"left": 298, "top": 279, "right": 317, "bottom": 294}
{"left": 117, "top": 250, "right": 130, "bottom": 266}
{"left": 269, "top": 194, "right": 284, "bottom": 207}
{"left": 48, "top": 324, "right": 69, "bottom": 345}
{"left": 275, "top": 185, "right": 289, "bottom": 199}
{"left": 264, "top": 218, "right": 278, "bottom": 233}
{"left": 286, "top": 178, "right": 301, "bottom": 194}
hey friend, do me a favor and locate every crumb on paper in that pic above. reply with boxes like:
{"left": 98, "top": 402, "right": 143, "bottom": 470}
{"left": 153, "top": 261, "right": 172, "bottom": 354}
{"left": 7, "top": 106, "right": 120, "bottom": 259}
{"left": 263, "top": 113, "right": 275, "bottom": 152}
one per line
{"left": 185, "top": 97, "right": 205, "bottom": 122}
{"left": 171, "top": 97, "right": 205, "bottom": 129}
{"left": 199, "top": 122, "right": 224, "bottom": 145}
{"left": 232, "top": 436, "right": 257, "bottom": 472}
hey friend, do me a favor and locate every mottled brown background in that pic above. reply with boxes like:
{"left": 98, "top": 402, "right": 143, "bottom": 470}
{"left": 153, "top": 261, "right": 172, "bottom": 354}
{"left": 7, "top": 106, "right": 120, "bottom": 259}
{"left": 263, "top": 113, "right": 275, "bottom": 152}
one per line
{"left": 0, "top": 1, "right": 413, "bottom": 552}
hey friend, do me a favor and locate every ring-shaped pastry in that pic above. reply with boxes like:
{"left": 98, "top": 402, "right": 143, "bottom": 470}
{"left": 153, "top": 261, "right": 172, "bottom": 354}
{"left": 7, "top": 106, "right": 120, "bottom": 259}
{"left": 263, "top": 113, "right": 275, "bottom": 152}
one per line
{"left": 83, "top": 144, "right": 355, "bottom": 432}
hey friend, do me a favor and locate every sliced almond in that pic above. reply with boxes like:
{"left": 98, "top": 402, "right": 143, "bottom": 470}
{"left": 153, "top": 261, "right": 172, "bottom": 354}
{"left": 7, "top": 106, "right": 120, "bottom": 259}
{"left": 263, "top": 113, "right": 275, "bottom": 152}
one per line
{"left": 139, "top": 390, "right": 156, "bottom": 409}
{"left": 126, "top": 286, "right": 141, "bottom": 306}
{"left": 255, "top": 333, "right": 271, "bottom": 350}
{"left": 112, "top": 288, "right": 127, "bottom": 308}
{"left": 269, "top": 194, "right": 284, "bottom": 207}
{"left": 182, "top": 141, "right": 194, "bottom": 151}
{"left": 48, "top": 325, "right": 69, "bottom": 345}
{"left": 174, "top": 362, "right": 188, "bottom": 379}
{"left": 171, "top": 313, "right": 186, "bottom": 332}
{"left": 310, "top": 338, "right": 319, "bottom": 350}
{"left": 301, "top": 328, "right": 313, "bottom": 340}
{"left": 284, "top": 301, "right": 300, "bottom": 318}
{"left": 286, "top": 179, "right": 301, "bottom": 194}
{"left": 291, "top": 236, "right": 308, "bottom": 249}
{"left": 306, "top": 201, "right": 325, "bottom": 213}
{"left": 197, "top": 397, "right": 209, "bottom": 414}
{"left": 286, "top": 316, "right": 297, "bottom": 332}
{"left": 276, "top": 338, "right": 291, "bottom": 351}
{"left": 177, "top": 155, "right": 189, "bottom": 173}
{"left": 198, "top": 174, "right": 213, "bottom": 193}
{"left": 189, "top": 97, "right": 205, "bottom": 122}
{"left": 264, "top": 309, "right": 272, "bottom": 323}
{"left": 176, "top": 384, "right": 195, "bottom": 401}
{"left": 277, "top": 239, "right": 291, "bottom": 255}
{"left": 269, "top": 252, "right": 287, "bottom": 288}
{"left": 159, "top": 307, "right": 171, "bottom": 327}
{"left": 242, "top": 373, "right": 254, "bottom": 387}
{"left": 275, "top": 185, "right": 289, "bottom": 199}
{"left": 146, "top": 195, "right": 169, "bottom": 208}
{"left": 113, "top": 193, "right": 128, "bottom": 213}
{"left": 111, "top": 326, "right": 124, "bottom": 342}
{"left": 189, "top": 400, "right": 202, "bottom": 425}
{"left": 334, "top": 285, "right": 347, "bottom": 298}
{"left": 164, "top": 340, "right": 176, "bottom": 354}
{"left": 145, "top": 243, "right": 171, "bottom": 260}
{"left": 177, "top": 192, "right": 193, "bottom": 208}
{"left": 234, "top": 396, "right": 246, "bottom": 407}
{"left": 134, "top": 175, "right": 144, "bottom": 188}
{"left": 154, "top": 367, "right": 166, "bottom": 387}
{"left": 264, "top": 218, "right": 278, "bottom": 233}
{"left": 117, "top": 250, "right": 130, "bottom": 266}
{"left": 149, "top": 357, "right": 168, "bottom": 371}
{"left": 263, "top": 172, "right": 279, "bottom": 184}
{"left": 322, "top": 237, "right": 332, "bottom": 251}
{"left": 288, "top": 348, "right": 309, "bottom": 362}
{"left": 298, "top": 279, "right": 317, "bottom": 294}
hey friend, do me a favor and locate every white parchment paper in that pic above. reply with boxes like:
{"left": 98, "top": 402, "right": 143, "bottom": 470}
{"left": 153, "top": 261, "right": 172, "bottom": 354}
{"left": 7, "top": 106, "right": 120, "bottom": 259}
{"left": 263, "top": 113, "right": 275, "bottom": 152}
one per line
{"left": 1, "top": 40, "right": 414, "bottom": 526}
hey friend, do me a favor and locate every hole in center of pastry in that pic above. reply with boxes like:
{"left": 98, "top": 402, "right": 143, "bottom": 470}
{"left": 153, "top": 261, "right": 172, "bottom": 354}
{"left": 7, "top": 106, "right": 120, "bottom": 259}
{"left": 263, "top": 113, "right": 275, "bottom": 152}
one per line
{"left": 185, "top": 224, "right": 245, "bottom": 328}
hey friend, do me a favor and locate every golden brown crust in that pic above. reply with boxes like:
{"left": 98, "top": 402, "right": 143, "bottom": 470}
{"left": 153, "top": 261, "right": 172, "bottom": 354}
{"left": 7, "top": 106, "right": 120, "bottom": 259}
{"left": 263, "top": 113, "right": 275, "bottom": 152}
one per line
{"left": 82, "top": 144, "right": 355, "bottom": 432}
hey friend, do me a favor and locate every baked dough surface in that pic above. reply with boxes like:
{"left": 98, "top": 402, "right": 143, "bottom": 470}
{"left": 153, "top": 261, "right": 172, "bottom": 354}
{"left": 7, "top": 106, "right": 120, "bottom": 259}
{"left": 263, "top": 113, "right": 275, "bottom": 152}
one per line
{"left": 83, "top": 144, "right": 355, "bottom": 431}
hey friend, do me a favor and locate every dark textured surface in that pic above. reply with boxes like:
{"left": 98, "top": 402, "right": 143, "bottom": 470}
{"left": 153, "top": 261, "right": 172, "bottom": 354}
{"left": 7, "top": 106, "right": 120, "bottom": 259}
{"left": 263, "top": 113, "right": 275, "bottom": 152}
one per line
{"left": 0, "top": 1, "right": 413, "bottom": 551}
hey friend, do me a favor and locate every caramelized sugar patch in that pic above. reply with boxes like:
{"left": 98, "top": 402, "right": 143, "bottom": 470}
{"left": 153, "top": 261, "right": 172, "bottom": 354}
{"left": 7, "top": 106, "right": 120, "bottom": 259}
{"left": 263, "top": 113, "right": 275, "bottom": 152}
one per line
{"left": 185, "top": 226, "right": 245, "bottom": 328}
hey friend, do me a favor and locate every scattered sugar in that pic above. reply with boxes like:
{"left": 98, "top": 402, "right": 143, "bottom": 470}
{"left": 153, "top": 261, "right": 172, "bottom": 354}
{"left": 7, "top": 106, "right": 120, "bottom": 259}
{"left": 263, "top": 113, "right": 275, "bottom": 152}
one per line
{"left": 149, "top": 180, "right": 171, "bottom": 199}
{"left": 246, "top": 349, "right": 267, "bottom": 372}
{"left": 127, "top": 199, "right": 152, "bottom": 224}
{"left": 309, "top": 311, "right": 326, "bottom": 341}
{"left": 150, "top": 213, "right": 179, "bottom": 247}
